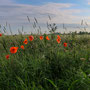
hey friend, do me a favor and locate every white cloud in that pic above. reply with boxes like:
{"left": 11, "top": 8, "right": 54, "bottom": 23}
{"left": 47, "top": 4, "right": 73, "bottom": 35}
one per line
{"left": 0, "top": 0, "right": 13, "bottom": 5}
{"left": 87, "top": 0, "right": 90, "bottom": 5}
{"left": 0, "top": 1, "right": 90, "bottom": 34}
{"left": 0, "top": 3, "right": 81, "bottom": 24}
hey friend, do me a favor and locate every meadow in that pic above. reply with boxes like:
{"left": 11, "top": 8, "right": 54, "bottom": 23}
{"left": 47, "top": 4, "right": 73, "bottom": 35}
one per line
{"left": 0, "top": 33, "right": 90, "bottom": 90}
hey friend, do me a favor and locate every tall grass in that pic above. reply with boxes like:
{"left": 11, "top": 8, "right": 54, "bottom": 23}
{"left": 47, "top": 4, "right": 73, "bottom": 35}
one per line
{"left": 0, "top": 17, "right": 90, "bottom": 89}
{"left": 0, "top": 33, "right": 90, "bottom": 90}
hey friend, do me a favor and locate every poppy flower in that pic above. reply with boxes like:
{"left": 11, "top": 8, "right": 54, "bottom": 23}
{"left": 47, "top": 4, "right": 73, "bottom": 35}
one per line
{"left": 56, "top": 35, "right": 61, "bottom": 43}
{"left": 10, "top": 47, "right": 18, "bottom": 54}
{"left": 57, "top": 38, "right": 61, "bottom": 43}
{"left": 5, "top": 55, "right": 10, "bottom": 59}
{"left": 29, "top": 35, "right": 34, "bottom": 41}
{"left": 0, "top": 33, "right": 2, "bottom": 37}
{"left": 46, "top": 36, "right": 50, "bottom": 40}
{"left": 21, "top": 45, "right": 24, "bottom": 50}
{"left": 57, "top": 35, "right": 61, "bottom": 40}
{"left": 40, "top": 36, "right": 43, "bottom": 40}
{"left": 23, "top": 38, "right": 28, "bottom": 44}
{"left": 64, "top": 43, "right": 67, "bottom": 47}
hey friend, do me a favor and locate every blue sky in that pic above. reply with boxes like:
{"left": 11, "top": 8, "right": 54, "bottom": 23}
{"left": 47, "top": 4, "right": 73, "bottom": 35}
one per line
{"left": 0, "top": 0, "right": 90, "bottom": 34}
{"left": 15, "top": 0, "right": 86, "bottom": 5}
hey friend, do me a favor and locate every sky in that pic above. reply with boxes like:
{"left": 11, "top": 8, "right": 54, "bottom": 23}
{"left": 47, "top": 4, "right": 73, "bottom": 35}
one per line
{"left": 0, "top": 0, "right": 90, "bottom": 34}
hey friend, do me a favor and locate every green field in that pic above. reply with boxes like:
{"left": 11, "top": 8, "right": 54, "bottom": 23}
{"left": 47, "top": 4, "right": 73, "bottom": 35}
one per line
{"left": 0, "top": 34, "right": 90, "bottom": 90}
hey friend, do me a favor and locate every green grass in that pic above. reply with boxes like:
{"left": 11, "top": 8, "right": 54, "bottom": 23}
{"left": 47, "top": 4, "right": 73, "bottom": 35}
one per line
{"left": 0, "top": 34, "right": 90, "bottom": 90}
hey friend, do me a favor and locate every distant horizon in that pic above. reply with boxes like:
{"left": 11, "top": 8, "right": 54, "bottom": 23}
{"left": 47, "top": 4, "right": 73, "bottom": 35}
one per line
{"left": 0, "top": 21, "right": 90, "bottom": 35}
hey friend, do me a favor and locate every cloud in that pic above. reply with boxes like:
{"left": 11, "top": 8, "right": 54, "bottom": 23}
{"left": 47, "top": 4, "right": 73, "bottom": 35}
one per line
{"left": 87, "top": 0, "right": 90, "bottom": 5}
{"left": 0, "top": 1, "right": 90, "bottom": 34}
{"left": 0, "top": 0, "right": 13, "bottom": 5}
{"left": 0, "top": 3, "right": 81, "bottom": 24}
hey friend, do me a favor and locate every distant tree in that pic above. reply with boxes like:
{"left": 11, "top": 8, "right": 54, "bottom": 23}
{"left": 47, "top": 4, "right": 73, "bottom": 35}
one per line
{"left": 78, "top": 31, "right": 90, "bottom": 34}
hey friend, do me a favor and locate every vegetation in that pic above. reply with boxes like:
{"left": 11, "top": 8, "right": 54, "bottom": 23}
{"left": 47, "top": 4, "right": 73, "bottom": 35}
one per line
{"left": 0, "top": 17, "right": 90, "bottom": 90}
{"left": 0, "top": 32, "right": 90, "bottom": 90}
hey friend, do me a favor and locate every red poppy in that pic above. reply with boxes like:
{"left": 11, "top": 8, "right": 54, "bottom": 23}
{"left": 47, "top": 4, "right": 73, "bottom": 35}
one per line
{"left": 10, "top": 47, "right": 18, "bottom": 54}
{"left": 0, "top": 33, "right": 2, "bottom": 37}
{"left": 23, "top": 38, "right": 28, "bottom": 44}
{"left": 5, "top": 55, "right": 10, "bottom": 60}
{"left": 57, "top": 35, "right": 61, "bottom": 40}
{"left": 21, "top": 45, "right": 24, "bottom": 50}
{"left": 56, "top": 35, "right": 61, "bottom": 43}
{"left": 29, "top": 35, "right": 34, "bottom": 41}
{"left": 40, "top": 36, "right": 43, "bottom": 40}
{"left": 46, "top": 36, "right": 50, "bottom": 40}
{"left": 64, "top": 43, "right": 67, "bottom": 47}
{"left": 57, "top": 38, "right": 61, "bottom": 43}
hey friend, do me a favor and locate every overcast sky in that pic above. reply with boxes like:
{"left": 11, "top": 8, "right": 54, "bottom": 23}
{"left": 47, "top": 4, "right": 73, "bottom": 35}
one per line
{"left": 0, "top": 0, "right": 90, "bottom": 34}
